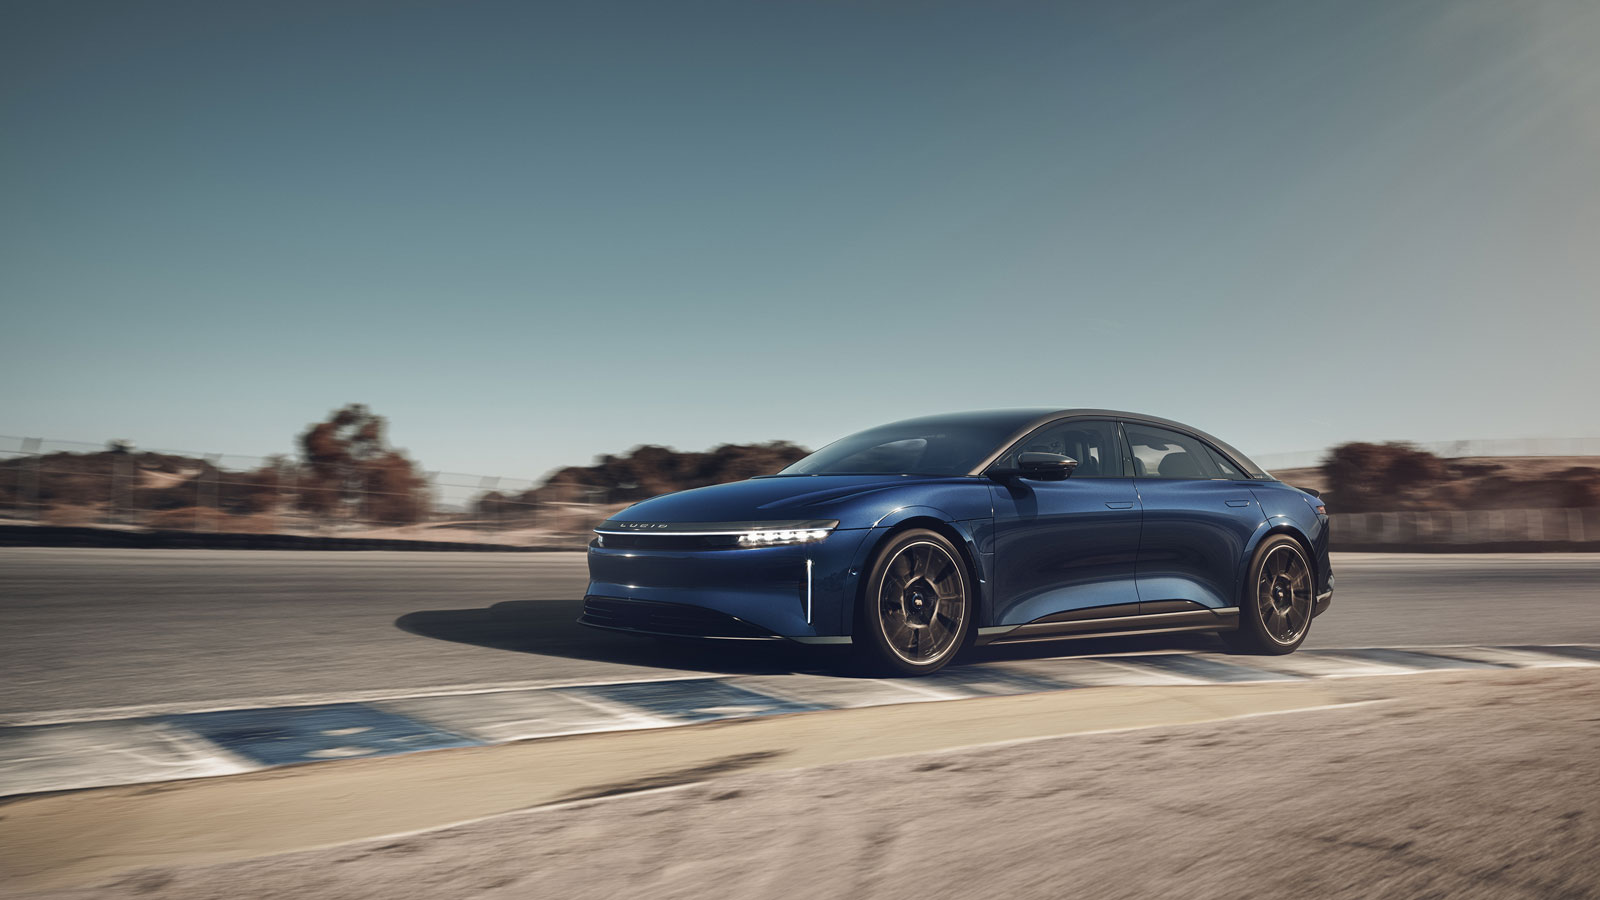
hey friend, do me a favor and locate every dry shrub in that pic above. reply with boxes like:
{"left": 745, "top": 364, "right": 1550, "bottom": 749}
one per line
{"left": 146, "top": 507, "right": 226, "bottom": 532}
{"left": 218, "top": 513, "right": 277, "bottom": 533}
{"left": 1322, "top": 444, "right": 1600, "bottom": 512}
{"left": 492, "top": 441, "right": 811, "bottom": 513}
{"left": 294, "top": 405, "right": 428, "bottom": 524}
{"left": 1321, "top": 442, "right": 1445, "bottom": 512}
{"left": 41, "top": 504, "right": 101, "bottom": 526}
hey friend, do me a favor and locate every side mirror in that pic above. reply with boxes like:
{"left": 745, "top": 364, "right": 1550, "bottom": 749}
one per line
{"left": 1014, "top": 452, "right": 1079, "bottom": 481}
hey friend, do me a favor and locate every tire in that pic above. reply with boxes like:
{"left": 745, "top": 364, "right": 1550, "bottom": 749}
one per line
{"left": 853, "top": 528, "right": 974, "bottom": 676}
{"left": 1225, "top": 534, "right": 1315, "bottom": 655}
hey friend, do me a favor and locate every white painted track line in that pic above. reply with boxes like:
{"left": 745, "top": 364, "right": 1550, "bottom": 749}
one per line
{"left": 1214, "top": 652, "right": 1416, "bottom": 679}
{"left": 1418, "top": 646, "right": 1600, "bottom": 668}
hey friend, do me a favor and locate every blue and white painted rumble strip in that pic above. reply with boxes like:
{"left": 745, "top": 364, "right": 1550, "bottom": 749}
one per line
{"left": 1, "top": 644, "right": 1595, "bottom": 799}
{"left": 166, "top": 703, "right": 484, "bottom": 767}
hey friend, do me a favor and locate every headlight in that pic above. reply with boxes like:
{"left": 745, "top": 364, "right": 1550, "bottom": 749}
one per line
{"left": 738, "top": 525, "right": 833, "bottom": 546}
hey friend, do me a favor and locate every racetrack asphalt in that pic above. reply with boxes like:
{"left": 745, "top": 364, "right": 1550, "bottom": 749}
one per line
{"left": 2, "top": 548, "right": 1598, "bottom": 717}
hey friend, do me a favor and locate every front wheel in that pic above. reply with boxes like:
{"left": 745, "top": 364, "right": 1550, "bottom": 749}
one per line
{"left": 854, "top": 529, "right": 973, "bottom": 676}
{"left": 1225, "top": 535, "right": 1314, "bottom": 655}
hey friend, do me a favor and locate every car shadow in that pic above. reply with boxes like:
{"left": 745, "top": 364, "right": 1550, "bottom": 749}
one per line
{"left": 395, "top": 599, "right": 822, "bottom": 676}
{"left": 397, "top": 597, "right": 1236, "bottom": 678}
{"left": 964, "top": 630, "right": 1234, "bottom": 665}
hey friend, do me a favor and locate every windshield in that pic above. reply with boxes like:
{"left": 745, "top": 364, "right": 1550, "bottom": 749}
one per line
{"left": 779, "top": 411, "right": 1045, "bottom": 476}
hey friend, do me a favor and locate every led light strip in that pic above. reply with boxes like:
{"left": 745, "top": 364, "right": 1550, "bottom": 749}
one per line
{"left": 805, "top": 558, "right": 813, "bottom": 624}
{"left": 738, "top": 528, "right": 831, "bottom": 545}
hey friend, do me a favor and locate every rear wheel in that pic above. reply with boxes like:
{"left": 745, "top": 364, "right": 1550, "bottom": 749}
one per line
{"left": 1225, "top": 534, "right": 1314, "bottom": 655}
{"left": 854, "top": 529, "right": 972, "bottom": 676}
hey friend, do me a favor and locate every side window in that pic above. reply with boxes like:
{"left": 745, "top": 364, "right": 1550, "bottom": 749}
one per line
{"left": 1123, "top": 423, "right": 1222, "bottom": 480}
{"left": 1000, "top": 419, "right": 1121, "bottom": 477}
{"left": 1204, "top": 445, "right": 1244, "bottom": 479}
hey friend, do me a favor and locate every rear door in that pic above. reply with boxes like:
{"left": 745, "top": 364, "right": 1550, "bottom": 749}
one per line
{"left": 989, "top": 418, "right": 1143, "bottom": 626}
{"left": 1122, "top": 421, "right": 1265, "bottom": 612}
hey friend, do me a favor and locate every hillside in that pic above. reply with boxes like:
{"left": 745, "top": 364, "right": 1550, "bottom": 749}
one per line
{"left": 1272, "top": 455, "right": 1600, "bottom": 512}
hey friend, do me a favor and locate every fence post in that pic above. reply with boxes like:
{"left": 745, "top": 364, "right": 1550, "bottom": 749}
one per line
{"left": 202, "top": 453, "right": 222, "bottom": 532}
{"left": 283, "top": 465, "right": 297, "bottom": 536}
{"left": 267, "top": 461, "right": 279, "bottom": 535}
{"left": 106, "top": 453, "right": 121, "bottom": 526}
{"left": 479, "top": 476, "right": 500, "bottom": 533}
{"left": 21, "top": 438, "right": 42, "bottom": 521}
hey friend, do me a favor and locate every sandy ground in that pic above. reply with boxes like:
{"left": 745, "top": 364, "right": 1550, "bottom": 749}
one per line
{"left": 9, "top": 668, "right": 1600, "bottom": 900}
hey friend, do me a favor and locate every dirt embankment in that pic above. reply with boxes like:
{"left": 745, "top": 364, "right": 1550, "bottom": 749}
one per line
{"left": 1276, "top": 455, "right": 1600, "bottom": 511}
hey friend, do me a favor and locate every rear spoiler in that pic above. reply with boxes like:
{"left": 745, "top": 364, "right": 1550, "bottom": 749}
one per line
{"left": 1297, "top": 486, "right": 1322, "bottom": 499}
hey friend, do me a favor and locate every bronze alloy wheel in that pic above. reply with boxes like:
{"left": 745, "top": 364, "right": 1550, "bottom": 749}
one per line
{"left": 1255, "top": 542, "right": 1313, "bottom": 645}
{"left": 1224, "top": 533, "right": 1317, "bottom": 655}
{"left": 874, "top": 538, "right": 969, "bottom": 667}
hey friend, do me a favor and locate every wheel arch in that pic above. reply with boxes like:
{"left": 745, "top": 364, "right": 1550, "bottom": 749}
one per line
{"left": 1246, "top": 522, "right": 1319, "bottom": 602}
{"left": 850, "top": 512, "right": 987, "bottom": 634}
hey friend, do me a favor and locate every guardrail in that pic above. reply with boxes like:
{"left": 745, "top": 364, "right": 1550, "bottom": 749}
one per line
{"left": 1330, "top": 508, "right": 1600, "bottom": 552}
{"left": 0, "top": 525, "right": 552, "bottom": 552}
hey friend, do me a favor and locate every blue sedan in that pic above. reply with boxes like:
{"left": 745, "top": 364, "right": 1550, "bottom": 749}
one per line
{"left": 583, "top": 409, "right": 1332, "bottom": 675}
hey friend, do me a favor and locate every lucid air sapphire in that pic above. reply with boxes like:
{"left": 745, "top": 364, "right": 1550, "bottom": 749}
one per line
{"left": 582, "top": 409, "right": 1332, "bottom": 675}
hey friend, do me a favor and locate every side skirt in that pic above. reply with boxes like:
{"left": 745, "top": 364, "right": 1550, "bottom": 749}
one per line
{"left": 974, "top": 607, "right": 1240, "bottom": 647}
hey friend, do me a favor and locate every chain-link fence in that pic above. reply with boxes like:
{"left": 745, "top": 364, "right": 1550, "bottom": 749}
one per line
{"left": 1253, "top": 436, "right": 1600, "bottom": 473}
{"left": 1331, "top": 507, "right": 1600, "bottom": 548}
{"left": 0, "top": 436, "right": 619, "bottom": 547}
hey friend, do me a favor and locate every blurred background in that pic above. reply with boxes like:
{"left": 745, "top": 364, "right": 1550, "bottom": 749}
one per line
{"left": 4, "top": 408, "right": 1600, "bottom": 549}
{"left": 5, "top": 0, "right": 1600, "bottom": 490}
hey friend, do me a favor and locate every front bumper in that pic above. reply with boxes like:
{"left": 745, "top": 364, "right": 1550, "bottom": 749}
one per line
{"left": 583, "top": 529, "right": 873, "bottom": 640}
{"left": 579, "top": 596, "right": 785, "bottom": 640}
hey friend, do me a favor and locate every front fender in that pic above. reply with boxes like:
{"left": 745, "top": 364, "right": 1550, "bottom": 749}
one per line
{"left": 841, "top": 504, "right": 993, "bottom": 635}
{"left": 1249, "top": 485, "right": 1332, "bottom": 598}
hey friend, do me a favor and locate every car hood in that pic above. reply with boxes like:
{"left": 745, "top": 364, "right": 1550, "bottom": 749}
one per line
{"left": 603, "top": 475, "right": 958, "bottom": 530}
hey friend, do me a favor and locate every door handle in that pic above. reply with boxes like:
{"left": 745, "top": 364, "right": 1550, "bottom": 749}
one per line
{"left": 1225, "top": 499, "right": 1251, "bottom": 508}
{"left": 1105, "top": 501, "right": 1135, "bottom": 510}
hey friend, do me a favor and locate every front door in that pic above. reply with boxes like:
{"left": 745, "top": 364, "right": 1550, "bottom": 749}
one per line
{"left": 990, "top": 418, "right": 1142, "bottom": 626}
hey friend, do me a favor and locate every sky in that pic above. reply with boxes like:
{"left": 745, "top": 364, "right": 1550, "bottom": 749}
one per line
{"left": 4, "top": 0, "right": 1599, "bottom": 480}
